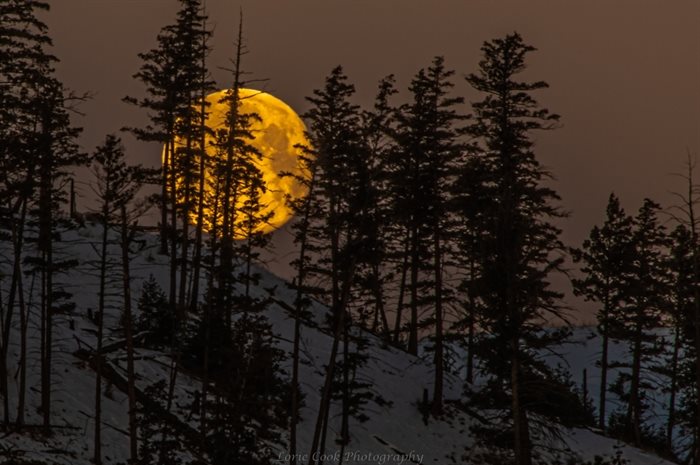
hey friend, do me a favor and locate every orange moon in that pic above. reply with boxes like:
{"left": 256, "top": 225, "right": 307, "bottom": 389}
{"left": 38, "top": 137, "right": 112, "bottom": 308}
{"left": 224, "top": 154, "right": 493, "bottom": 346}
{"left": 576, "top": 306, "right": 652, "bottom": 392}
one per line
{"left": 171, "top": 88, "right": 311, "bottom": 235}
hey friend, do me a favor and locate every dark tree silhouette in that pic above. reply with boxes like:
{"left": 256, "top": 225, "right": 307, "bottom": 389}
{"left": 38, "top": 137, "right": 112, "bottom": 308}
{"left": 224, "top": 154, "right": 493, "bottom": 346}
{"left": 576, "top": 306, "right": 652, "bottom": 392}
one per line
{"left": 607, "top": 199, "right": 668, "bottom": 447}
{"left": 124, "top": 0, "right": 212, "bottom": 313}
{"left": 390, "top": 56, "right": 465, "bottom": 412}
{"left": 667, "top": 155, "right": 700, "bottom": 463}
{"left": 665, "top": 224, "right": 695, "bottom": 454}
{"left": 90, "top": 134, "right": 149, "bottom": 464}
{"left": 572, "top": 193, "right": 636, "bottom": 430}
{"left": 463, "top": 33, "right": 567, "bottom": 465}
{"left": 300, "top": 66, "right": 374, "bottom": 464}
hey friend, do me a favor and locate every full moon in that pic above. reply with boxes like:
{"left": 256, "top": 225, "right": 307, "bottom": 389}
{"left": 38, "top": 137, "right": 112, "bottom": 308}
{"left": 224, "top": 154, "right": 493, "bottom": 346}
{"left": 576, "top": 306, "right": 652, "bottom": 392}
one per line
{"left": 171, "top": 88, "right": 311, "bottom": 235}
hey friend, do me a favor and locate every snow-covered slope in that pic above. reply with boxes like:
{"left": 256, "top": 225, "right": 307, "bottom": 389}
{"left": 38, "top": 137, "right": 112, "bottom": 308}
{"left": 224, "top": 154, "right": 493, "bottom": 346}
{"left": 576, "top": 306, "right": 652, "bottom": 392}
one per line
{"left": 0, "top": 225, "right": 678, "bottom": 465}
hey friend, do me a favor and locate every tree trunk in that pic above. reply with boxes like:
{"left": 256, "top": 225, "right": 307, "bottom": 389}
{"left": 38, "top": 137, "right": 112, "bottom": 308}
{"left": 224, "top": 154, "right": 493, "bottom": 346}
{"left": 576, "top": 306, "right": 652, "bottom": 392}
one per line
{"left": 94, "top": 202, "right": 110, "bottom": 465}
{"left": 160, "top": 138, "right": 171, "bottom": 255}
{"left": 432, "top": 228, "right": 443, "bottom": 415}
{"left": 511, "top": 335, "right": 532, "bottom": 465}
{"left": 341, "top": 318, "right": 350, "bottom": 444}
{"left": 200, "top": 180, "right": 220, "bottom": 446}
{"left": 466, "top": 254, "right": 476, "bottom": 384}
{"left": 199, "top": 277, "right": 211, "bottom": 446}
{"left": 599, "top": 284, "right": 612, "bottom": 431}
{"left": 371, "top": 262, "right": 390, "bottom": 338}
{"left": 163, "top": 136, "right": 182, "bottom": 463}
{"left": 1, "top": 197, "right": 27, "bottom": 425}
{"left": 168, "top": 136, "right": 178, "bottom": 315}
{"left": 393, "top": 234, "right": 409, "bottom": 344}
{"left": 686, "top": 155, "right": 700, "bottom": 465}
{"left": 179, "top": 94, "right": 195, "bottom": 309}
{"left": 39, "top": 164, "right": 53, "bottom": 431}
{"left": 667, "top": 323, "right": 680, "bottom": 452}
{"left": 599, "top": 320, "right": 609, "bottom": 431}
{"left": 0, "top": 279, "right": 8, "bottom": 427}
{"left": 190, "top": 86, "right": 208, "bottom": 313}
{"left": 121, "top": 205, "right": 138, "bottom": 463}
{"left": 408, "top": 226, "right": 419, "bottom": 355}
{"left": 16, "top": 259, "right": 31, "bottom": 429}
{"left": 694, "top": 271, "right": 700, "bottom": 465}
{"left": 628, "top": 310, "right": 643, "bottom": 446}
{"left": 290, "top": 176, "right": 315, "bottom": 464}
{"left": 307, "top": 257, "right": 358, "bottom": 465}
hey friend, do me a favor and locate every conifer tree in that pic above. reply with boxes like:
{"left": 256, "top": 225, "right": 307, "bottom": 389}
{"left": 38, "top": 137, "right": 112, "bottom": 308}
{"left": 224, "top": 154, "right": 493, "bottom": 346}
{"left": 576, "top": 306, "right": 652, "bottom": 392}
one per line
{"left": 389, "top": 56, "right": 465, "bottom": 411}
{"left": 451, "top": 150, "right": 490, "bottom": 384}
{"left": 572, "top": 193, "right": 635, "bottom": 430}
{"left": 667, "top": 155, "right": 700, "bottom": 464}
{"left": 1, "top": 1, "right": 89, "bottom": 432}
{"left": 354, "top": 75, "right": 397, "bottom": 338}
{"left": 90, "top": 134, "right": 148, "bottom": 464}
{"left": 665, "top": 224, "right": 694, "bottom": 454}
{"left": 5, "top": 14, "right": 89, "bottom": 430}
{"left": 188, "top": 5, "right": 213, "bottom": 312}
{"left": 608, "top": 199, "right": 669, "bottom": 447}
{"left": 284, "top": 137, "right": 319, "bottom": 464}
{"left": 301, "top": 66, "right": 375, "bottom": 463}
{"left": 126, "top": 8, "right": 214, "bottom": 455}
{"left": 124, "top": 0, "right": 212, "bottom": 312}
{"left": 137, "top": 275, "right": 173, "bottom": 347}
{"left": 463, "top": 33, "right": 567, "bottom": 465}
{"left": 0, "top": 0, "right": 56, "bottom": 427}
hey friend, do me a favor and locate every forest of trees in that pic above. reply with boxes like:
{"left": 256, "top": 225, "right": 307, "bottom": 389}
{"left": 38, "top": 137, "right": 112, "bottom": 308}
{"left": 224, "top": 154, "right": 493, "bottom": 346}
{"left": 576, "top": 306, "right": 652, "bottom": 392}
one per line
{"left": 0, "top": 1, "right": 698, "bottom": 465}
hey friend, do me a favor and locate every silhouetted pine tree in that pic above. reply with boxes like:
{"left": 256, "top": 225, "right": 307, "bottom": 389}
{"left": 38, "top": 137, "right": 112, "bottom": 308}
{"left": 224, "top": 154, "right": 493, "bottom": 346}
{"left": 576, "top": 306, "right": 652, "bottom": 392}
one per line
{"left": 607, "top": 199, "right": 669, "bottom": 448}
{"left": 189, "top": 4, "right": 214, "bottom": 313}
{"left": 572, "top": 193, "right": 636, "bottom": 430}
{"left": 390, "top": 56, "right": 465, "bottom": 413}
{"left": 354, "top": 75, "right": 397, "bottom": 338}
{"left": 173, "top": 15, "right": 289, "bottom": 464}
{"left": 0, "top": 0, "right": 56, "bottom": 427}
{"left": 386, "top": 58, "right": 465, "bottom": 369}
{"left": 90, "top": 134, "right": 149, "bottom": 464}
{"left": 463, "top": 33, "right": 568, "bottom": 465}
{"left": 284, "top": 131, "right": 318, "bottom": 464}
{"left": 124, "top": 0, "right": 212, "bottom": 314}
{"left": 169, "top": 1, "right": 213, "bottom": 312}
{"left": 301, "top": 66, "right": 375, "bottom": 462}
{"left": 137, "top": 275, "right": 173, "bottom": 347}
{"left": 665, "top": 224, "right": 695, "bottom": 455}
{"left": 451, "top": 147, "right": 490, "bottom": 384}
{"left": 666, "top": 155, "right": 700, "bottom": 464}
{"left": 1, "top": 3, "right": 89, "bottom": 430}
{"left": 135, "top": 380, "right": 183, "bottom": 465}
{"left": 125, "top": 6, "right": 214, "bottom": 456}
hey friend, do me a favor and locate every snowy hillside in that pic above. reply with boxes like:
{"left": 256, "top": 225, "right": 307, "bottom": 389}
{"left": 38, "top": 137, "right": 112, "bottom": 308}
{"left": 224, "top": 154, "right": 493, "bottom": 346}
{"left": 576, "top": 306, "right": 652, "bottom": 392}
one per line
{"left": 0, "top": 225, "right": 677, "bottom": 465}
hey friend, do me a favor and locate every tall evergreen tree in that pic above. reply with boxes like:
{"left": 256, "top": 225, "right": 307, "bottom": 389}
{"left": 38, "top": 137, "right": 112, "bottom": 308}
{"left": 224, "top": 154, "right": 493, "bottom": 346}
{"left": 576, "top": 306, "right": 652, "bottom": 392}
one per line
{"left": 0, "top": 0, "right": 56, "bottom": 427}
{"left": 353, "top": 75, "right": 397, "bottom": 338}
{"left": 301, "top": 66, "right": 375, "bottom": 463}
{"left": 571, "top": 193, "right": 635, "bottom": 430}
{"left": 1, "top": 1, "right": 88, "bottom": 432}
{"left": 463, "top": 33, "right": 568, "bottom": 465}
{"left": 667, "top": 155, "right": 700, "bottom": 463}
{"left": 608, "top": 199, "right": 669, "bottom": 447}
{"left": 90, "top": 135, "right": 148, "bottom": 464}
{"left": 451, "top": 149, "right": 488, "bottom": 385}
{"left": 9, "top": 10, "right": 88, "bottom": 429}
{"left": 284, "top": 137, "right": 319, "bottom": 465}
{"left": 665, "top": 224, "right": 695, "bottom": 455}
{"left": 124, "top": 0, "right": 212, "bottom": 314}
{"left": 390, "top": 56, "right": 465, "bottom": 412}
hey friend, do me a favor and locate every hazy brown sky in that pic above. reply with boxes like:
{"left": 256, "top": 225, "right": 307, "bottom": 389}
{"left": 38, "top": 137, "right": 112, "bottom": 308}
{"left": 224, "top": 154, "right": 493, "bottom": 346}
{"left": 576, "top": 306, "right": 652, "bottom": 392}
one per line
{"left": 45, "top": 0, "right": 699, "bottom": 323}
